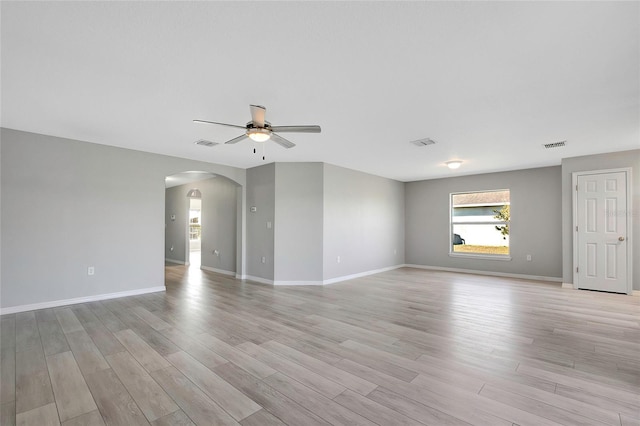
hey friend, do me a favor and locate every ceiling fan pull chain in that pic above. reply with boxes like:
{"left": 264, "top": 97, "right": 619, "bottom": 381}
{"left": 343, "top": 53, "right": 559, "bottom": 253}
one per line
{"left": 262, "top": 143, "right": 266, "bottom": 161}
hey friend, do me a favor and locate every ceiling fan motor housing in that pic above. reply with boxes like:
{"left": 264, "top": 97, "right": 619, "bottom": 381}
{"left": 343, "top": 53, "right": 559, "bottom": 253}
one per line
{"left": 246, "top": 120, "right": 271, "bottom": 130}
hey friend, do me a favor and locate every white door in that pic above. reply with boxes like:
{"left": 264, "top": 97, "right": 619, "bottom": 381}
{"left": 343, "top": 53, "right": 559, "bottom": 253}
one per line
{"left": 576, "top": 171, "right": 628, "bottom": 293}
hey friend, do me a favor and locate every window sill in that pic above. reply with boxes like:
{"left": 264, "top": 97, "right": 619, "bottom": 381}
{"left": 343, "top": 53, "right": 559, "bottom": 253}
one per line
{"left": 448, "top": 253, "right": 512, "bottom": 261}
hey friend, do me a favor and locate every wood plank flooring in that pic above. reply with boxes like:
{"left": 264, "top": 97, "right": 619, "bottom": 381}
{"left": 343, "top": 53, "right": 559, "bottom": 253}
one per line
{"left": 1, "top": 265, "right": 638, "bottom": 425}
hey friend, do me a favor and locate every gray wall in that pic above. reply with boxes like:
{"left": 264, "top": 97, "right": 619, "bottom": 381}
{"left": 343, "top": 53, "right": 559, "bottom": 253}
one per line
{"left": 165, "top": 185, "right": 189, "bottom": 264}
{"left": 405, "top": 166, "right": 563, "bottom": 279}
{"left": 246, "top": 163, "right": 275, "bottom": 281}
{"left": 561, "top": 150, "right": 640, "bottom": 289}
{"left": 323, "top": 163, "right": 405, "bottom": 280}
{"left": 0, "top": 136, "right": 3, "bottom": 295}
{"left": 164, "top": 177, "right": 238, "bottom": 273}
{"left": 199, "top": 177, "right": 238, "bottom": 273}
{"left": 1, "top": 128, "right": 245, "bottom": 309}
{"left": 6, "top": 128, "right": 633, "bottom": 311}
{"left": 274, "top": 163, "right": 324, "bottom": 282}
{"left": 247, "top": 162, "right": 404, "bottom": 283}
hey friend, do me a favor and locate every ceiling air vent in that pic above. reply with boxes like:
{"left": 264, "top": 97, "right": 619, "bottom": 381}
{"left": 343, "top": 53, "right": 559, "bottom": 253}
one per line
{"left": 195, "top": 139, "right": 218, "bottom": 147}
{"left": 543, "top": 140, "right": 566, "bottom": 149}
{"left": 410, "top": 138, "right": 436, "bottom": 147}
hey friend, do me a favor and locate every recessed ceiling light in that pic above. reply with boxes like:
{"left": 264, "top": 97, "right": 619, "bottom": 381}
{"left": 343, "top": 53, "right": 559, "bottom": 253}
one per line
{"left": 446, "top": 160, "right": 463, "bottom": 170}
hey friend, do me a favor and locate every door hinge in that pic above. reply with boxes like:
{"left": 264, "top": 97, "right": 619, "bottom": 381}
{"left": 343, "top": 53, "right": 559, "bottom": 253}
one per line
{"left": 576, "top": 184, "right": 578, "bottom": 191}
{"left": 576, "top": 226, "right": 578, "bottom": 232}
{"left": 576, "top": 267, "right": 579, "bottom": 273}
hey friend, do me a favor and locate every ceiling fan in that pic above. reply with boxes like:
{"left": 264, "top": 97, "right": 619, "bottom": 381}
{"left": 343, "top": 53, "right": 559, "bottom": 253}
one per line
{"left": 194, "top": 105, "right": 321, "bottom": 149}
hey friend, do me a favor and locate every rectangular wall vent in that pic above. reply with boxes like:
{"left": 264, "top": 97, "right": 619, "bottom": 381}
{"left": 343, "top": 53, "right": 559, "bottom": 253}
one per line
{"left": 543, "top": 140, "right": 566, "bottom": 149}
{"left": 195, "top": 139, "right": 218, "bottom": 147}
{"left": 410, "top": 138, "right": 436, "bottom": 147}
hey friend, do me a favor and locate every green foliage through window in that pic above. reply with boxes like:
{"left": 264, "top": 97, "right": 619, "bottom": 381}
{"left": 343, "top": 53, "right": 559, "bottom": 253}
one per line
{"left": 493, "top": 205, "right": 510, "bottom": 239}
{"left": 451, "top": 189, "right": 510, "bottom": 256}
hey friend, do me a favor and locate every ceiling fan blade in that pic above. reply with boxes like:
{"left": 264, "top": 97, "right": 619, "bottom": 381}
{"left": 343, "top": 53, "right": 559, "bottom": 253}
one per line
{"left": 269, "top": 125, "right": 321, "bottom": 133}
{"left": 193, "top": 119, "right": 246, "bottom": 130}
{"left": 224, "top": 134, "right": 248, "bottom": 144}
{"left": 250, "top": 105, "right": 266, "bottom": 127}
{"left": 270, "top": 133, "right": 296, "bottom": 149}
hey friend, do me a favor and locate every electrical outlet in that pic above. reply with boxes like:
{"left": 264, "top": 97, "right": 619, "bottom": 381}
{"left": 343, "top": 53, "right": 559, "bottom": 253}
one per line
{"left": 337, "top": 256, "right": 341, "bottom": 263}
{"left": 88, "top": 266, "right": 95, "bottom": 276}
{"left": 526, "top": 254, "right": 532, "bottom": 261}
{"left": 261, "top": 256, "right": 266, "bottom": 264}
{"left": 266, "top": 221, "right": 272, "bottom": 229}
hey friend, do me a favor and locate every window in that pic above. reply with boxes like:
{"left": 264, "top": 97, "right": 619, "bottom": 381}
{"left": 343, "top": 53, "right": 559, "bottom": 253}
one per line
{"left": 450, "top": 189, "right": 510, "bottom": 257}
{"left": 189, "top": 211, "right": 201, "bottom": 241}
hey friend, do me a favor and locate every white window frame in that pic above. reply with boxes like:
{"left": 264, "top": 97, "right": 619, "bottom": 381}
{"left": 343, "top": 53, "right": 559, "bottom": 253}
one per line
{"left": 449, "top": 189, "right": 512, "bottom": 261}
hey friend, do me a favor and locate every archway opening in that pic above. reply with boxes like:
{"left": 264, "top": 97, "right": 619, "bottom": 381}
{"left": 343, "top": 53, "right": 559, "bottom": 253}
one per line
{"left": 164, "top": 171, "right": 241, "bottom": 283}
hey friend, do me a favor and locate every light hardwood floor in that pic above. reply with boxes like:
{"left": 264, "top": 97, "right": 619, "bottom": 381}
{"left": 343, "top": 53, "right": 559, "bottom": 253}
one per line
{"left": 1, "top": 266, "right": 639, "bottom": 425}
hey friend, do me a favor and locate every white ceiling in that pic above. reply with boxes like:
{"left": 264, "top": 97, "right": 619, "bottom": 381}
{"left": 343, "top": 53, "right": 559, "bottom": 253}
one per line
{"left": 2, "top": 1, "right": 638, "bottom": 182}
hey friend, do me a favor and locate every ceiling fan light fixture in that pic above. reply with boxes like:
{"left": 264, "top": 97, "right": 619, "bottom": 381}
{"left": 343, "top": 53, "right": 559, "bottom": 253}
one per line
{"left": 446, "top": 160, "right": 463, "bottom": 170}
{"left": 247, "top": 128, "right": 271, "bottom": 142}
{"left": 195, "top": 105, "right": 319, "bottom": 149}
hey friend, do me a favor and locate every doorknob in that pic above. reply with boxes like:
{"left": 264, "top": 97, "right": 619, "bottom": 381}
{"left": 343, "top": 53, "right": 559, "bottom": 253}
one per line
{"left": 618, "top": 236, "right": 625, "bottom": 241}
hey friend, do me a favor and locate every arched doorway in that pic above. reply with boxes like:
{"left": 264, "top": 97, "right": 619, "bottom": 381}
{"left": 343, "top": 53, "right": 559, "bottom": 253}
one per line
{"left": 165, "top": 171, "right": 242, "bottom": 278}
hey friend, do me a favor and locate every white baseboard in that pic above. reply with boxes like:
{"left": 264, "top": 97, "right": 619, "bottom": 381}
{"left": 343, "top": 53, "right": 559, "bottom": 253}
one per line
{"left": 403, "top": 264, "right": 563, "bottom": 283}
{"left": 322, "top": 264, "right": 405, "bottom": 285}
{"left": 243, "top": 275, "right": 274, "bottom": 285}
{"left": 200, "top": 266, "right": 235, "bottom": 276}
{"left": 165, "top": 258, "right": 187, "bottom": 265}
{"left": 0, "top": 286, "right": 166, "bottom": 315}
{"left": 274, "top": 280, "right": 324, "bottom": 286}
{"left": 241, "top": 265, "right": 405, "bottom": 287}
{"left": 244, "top": 276, "right": 325, "bottom": 286}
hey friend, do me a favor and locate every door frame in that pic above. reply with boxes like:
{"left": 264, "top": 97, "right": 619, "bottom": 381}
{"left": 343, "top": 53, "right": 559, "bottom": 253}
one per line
{"left": 187, "top": 197, "right": 202, "bottom": 267}
{"left": 572, "top": 168, "right": 633, "bottom": 294}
